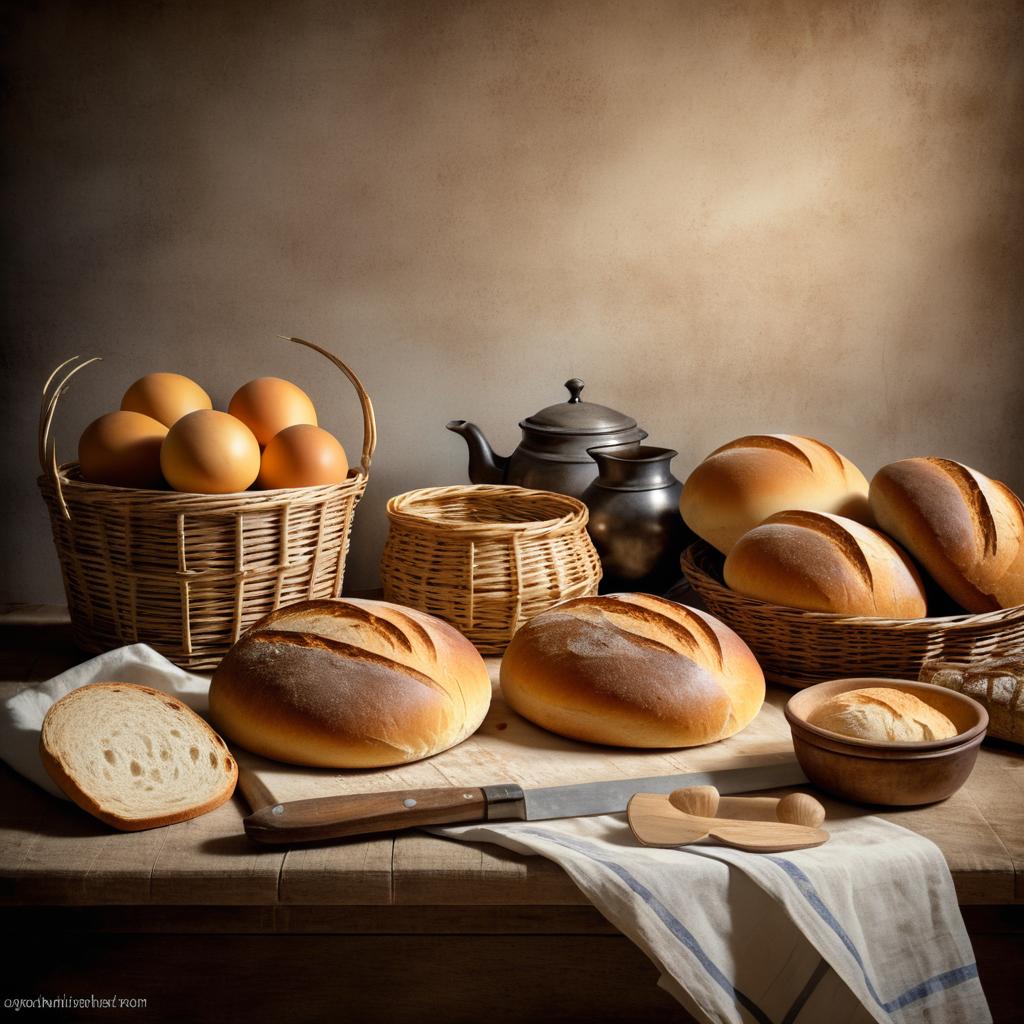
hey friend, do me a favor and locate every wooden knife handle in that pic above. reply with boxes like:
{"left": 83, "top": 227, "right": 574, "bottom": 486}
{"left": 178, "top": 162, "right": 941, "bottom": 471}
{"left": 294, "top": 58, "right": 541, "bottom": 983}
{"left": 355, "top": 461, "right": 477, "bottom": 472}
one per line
{"left": 243, "top": 786, "right": 489, "bottom": 844}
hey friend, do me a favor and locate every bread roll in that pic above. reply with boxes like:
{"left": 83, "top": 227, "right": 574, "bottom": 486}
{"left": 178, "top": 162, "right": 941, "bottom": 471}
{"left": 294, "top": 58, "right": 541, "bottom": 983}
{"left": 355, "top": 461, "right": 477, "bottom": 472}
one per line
{"left": 723, "top": 510, "right": 927, "bottom": 617}
{"left": 209, "top": 598, "right": 491, "bottom": 768}
{"left": 40, "top": 683, "right": 237, "bottom": 831}
{"left": 500, "top": 594, "right": 764, "bottom": 747}
{"left": 869, "top": 458, "right": 1024, "bottom": 612}
{"left": 806, "top": 687, "right": 958, "bottom": 742}
{"left": 680, "top": 434, "right": 872, "bottom": 555}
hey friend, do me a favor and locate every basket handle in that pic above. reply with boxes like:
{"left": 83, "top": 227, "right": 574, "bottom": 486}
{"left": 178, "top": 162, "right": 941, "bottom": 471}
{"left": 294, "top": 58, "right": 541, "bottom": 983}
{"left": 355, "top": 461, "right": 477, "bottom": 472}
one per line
{"left": 38, "top": 340, "right": 374, "bottom": 520}
{"left": 279, "top": 336, "right": 377, "bottom": 475}
{"left": 39, "top": 355, "right": 103, "bottom": 521}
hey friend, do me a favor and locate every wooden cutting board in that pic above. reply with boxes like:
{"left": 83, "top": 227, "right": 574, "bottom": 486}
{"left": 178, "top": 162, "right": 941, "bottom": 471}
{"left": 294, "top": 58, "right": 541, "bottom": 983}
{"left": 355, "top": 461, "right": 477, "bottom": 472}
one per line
{"left": 233, "top": 659, "right": 799, "bottom": 808}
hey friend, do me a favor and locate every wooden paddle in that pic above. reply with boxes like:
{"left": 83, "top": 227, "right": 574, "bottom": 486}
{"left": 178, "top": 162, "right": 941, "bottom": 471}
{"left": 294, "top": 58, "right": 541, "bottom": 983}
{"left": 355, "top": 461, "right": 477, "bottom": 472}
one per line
{"left": 628, "top": 786, "right": 829, "bottom": 852}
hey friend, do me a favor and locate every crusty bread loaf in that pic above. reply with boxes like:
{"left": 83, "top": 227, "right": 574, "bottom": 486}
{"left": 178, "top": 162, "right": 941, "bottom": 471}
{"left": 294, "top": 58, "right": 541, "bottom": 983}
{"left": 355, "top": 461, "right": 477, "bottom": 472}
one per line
{"left": 723, "top": 510, "right": 927, "bottom": 617}
{"left": 39, "top": 683, "right": 237, "bottom": 831}
{"left": 209, "top": 598, "right": 492, "bottom": 768}
{"left": 680, "top": 434, "right": 872, "bottom": 555}
{"left": 869, "top": 458, "right": 1024, "bottom": 612}
{"left": 920, "top": 656, "right": 1024, "bottom": 745}
{"left": 806, "top": 687, "right": 959, "bottom": 742}
{"left": 499, "top": 594, "right": 764, "bottom": 747}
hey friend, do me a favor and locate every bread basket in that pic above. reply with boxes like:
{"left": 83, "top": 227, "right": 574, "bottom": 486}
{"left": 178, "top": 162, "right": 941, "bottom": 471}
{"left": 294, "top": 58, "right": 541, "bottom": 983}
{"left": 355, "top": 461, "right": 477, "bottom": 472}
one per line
{"left": 38, "top": 336, "right": 376, "bottom": 670}
{"left": 380, "top": 485, "right": 602, "bottom": 653}
{"left": 682, "top": 540, "right": 1024, "bottom": 689}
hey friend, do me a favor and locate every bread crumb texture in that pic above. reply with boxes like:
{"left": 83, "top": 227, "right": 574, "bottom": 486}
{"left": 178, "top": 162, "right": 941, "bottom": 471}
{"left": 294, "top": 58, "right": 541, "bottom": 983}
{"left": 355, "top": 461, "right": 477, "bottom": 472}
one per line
{"left": 40, "top": 683, "right": 235, "bottom": 826}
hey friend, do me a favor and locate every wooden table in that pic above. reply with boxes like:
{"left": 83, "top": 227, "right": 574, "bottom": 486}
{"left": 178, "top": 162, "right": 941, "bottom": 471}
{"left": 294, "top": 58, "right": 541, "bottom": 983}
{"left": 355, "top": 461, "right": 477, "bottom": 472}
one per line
{"left": 1, "top": 608, "right": 1021, "bottom": 1023}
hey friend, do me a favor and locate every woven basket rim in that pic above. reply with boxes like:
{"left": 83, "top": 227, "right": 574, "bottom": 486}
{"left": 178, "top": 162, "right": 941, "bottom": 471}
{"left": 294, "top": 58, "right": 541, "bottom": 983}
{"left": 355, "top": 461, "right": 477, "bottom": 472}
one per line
{"left": 385, "top": 484, "right": 589, "bottom": 535}
{"left": 681, "top": 539, "right": 1024, "bottom": 629}
{"left": 43, "top": 461, "right": 366, "bottom": 504}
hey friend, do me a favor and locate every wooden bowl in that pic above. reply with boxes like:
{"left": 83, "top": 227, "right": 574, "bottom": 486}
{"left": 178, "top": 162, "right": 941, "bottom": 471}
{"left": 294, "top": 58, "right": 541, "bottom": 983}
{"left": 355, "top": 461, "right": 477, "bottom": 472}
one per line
{"left": 785, "top": 678, "right": 988, "bottom": 807}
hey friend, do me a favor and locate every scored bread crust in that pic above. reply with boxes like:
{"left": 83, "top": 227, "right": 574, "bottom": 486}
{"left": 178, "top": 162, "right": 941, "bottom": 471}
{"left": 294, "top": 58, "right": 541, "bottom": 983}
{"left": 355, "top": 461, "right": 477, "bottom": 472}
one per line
{"left": 39, "top": 683, "right": 237, "bottom": 832}
{"left": 499, "top": 594, "right": 765, "bottom": 748}
{"left": 680, "top": 434, "right": 872, "bottom": 555}
{"left": 209, "top": 598, "right": 493, "bottom": 768}
{"left": 806, "top": 687, "right": 959, "bottom": 742}
{"left": 723, "top": 510, "right": 927, "bottom": 617}
{"left": 869, "top": 458, "right": 1024, "bottom": 612}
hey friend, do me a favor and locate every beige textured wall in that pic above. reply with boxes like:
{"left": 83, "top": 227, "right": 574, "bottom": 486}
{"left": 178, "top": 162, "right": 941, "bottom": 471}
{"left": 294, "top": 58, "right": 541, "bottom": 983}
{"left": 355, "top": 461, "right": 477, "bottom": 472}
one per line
{"left": 3, "top": 0, "right": 1022, "bottom": 602}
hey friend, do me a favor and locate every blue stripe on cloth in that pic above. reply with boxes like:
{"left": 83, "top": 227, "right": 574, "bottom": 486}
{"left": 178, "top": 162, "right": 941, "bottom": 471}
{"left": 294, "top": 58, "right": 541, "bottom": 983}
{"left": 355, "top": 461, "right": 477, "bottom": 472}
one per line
{"left": 518, "top": 827, "right": 773, "bottom": 1024}
{"left": 766, "top": 855, "right": 980, "bottom": 1015}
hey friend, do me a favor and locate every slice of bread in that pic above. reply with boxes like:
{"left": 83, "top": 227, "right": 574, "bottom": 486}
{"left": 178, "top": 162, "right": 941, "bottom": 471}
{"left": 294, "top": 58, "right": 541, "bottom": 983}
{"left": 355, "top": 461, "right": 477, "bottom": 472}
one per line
{"left": 39, "top": 683, "right": 237, "bottom": 831}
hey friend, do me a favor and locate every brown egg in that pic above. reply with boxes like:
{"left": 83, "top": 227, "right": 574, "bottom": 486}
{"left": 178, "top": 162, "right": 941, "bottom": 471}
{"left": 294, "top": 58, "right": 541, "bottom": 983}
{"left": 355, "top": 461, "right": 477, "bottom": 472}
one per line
{"left": 161, "top": 410, "right": 261, "bottom": 494}
{"left": 121, "top": 373, "right": 212, "bottom": 427}
{"left": 258, "top": 425, "right": 350, "bottom": 489}
{"left": 228, "top": 378, "right": 317, "bottom": 447}
{"left": 78, "top": 411, "right": 168, "bottom": 488}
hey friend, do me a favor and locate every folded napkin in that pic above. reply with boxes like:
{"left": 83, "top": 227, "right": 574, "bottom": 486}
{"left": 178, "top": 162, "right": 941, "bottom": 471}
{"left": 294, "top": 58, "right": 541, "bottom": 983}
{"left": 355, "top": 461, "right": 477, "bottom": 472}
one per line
{"left": 2, "top": 646, "right": 991, "bottom": 1024}
{"left": 0, "top": 644, "right": 209, "bottom": 799}
{"left": 433, "top": 815, "right": 989, "bottom": 1024}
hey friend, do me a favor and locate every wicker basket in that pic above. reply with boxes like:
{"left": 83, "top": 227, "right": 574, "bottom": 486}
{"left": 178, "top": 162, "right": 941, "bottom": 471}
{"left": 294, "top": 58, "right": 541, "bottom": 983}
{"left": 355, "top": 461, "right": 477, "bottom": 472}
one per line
{"left": 380, "top": 485, "right": 602, "bottom": 653}
{"left": 38, "top": 337, "right": 376, "bottom": 670}
{"left": 681, "top": 540, "right": 1024, "bottom": 689}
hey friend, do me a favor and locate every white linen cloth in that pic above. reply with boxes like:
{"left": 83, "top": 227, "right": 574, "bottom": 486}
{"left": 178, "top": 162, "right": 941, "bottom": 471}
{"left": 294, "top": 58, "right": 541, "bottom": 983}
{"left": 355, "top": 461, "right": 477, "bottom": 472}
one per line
{"left": 0, "top": 644, "right": 209, "bottom": 799}
{"left": 433, "top": 816, "right": 990, "bottom": 1024}
{"left": 2, "top": 645, "right": 990, "bottom": 1024}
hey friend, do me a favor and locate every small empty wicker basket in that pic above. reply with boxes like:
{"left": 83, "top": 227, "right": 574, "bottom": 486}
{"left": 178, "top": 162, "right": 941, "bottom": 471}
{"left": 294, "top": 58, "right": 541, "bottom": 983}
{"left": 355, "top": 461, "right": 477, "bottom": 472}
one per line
{"left": 380, "top": 485, "right": 602, "bottom": 653}
{"left": 38, "top": 337, "right": 376, "bottom": 670}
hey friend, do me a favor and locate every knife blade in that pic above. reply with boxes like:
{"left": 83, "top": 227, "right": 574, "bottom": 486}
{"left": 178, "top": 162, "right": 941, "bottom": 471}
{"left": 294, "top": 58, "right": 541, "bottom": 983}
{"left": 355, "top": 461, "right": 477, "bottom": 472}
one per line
{"left": 241, "top": 759, "right": 808, "bottom": 845}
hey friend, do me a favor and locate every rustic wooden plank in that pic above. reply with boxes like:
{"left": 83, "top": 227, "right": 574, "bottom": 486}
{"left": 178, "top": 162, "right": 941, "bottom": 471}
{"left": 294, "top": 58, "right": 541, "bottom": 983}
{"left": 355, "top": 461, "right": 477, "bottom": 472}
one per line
{"left": 393, "top": 832, "right": 586, "bottom": 906}
{"left": 147, "top": 792, "right": 283, "bottom": 905}
{"left": 953, "top": 750, "right": 1024, "bottom": 900}
{"left": 870, "top": 748, "right": 1024, "bottom": 904}
{"left": 1, "top": 903, "right": 623, "bottom": 935}
{"left": 230, "top": 749, "right": 412, "bottom": 906}
{"left": 845, "top": 788, "right": 1016, "bottom": 905}
{"left": 7, "top": 806, "right": 122, "bottom": 904}
{"left": 276, "top": 837, "right": 395, "bottom": 905}
{"left": 0, "top": 758, "right": 154, "bottom": 906}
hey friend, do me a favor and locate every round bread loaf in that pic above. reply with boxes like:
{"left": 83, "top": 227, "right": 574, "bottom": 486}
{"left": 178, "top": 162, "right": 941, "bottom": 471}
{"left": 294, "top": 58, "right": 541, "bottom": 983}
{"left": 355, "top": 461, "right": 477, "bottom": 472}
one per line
{"left": 806, "top": 687, "right": 958, "bottom": 742}
{"left": 723, "top": 510, "right": 927, "bottom": 617}
{"left": 209, "top": 598, "right": 492, "bottom": 768}
{"left": 680, "top": 434, "right": 872, "bottom": 555}
{"left": 499, "top": 594, "right": 765, "bottom": 747}
{"left": 869, "top": 458, "right": 1024, "bottom": 612}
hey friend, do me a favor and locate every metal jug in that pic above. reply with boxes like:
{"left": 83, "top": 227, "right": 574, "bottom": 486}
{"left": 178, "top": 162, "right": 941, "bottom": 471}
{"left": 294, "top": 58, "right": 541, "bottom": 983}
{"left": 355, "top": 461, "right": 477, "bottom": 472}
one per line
{"left": 582, "top": 444, "right": 693, "bottom": 594}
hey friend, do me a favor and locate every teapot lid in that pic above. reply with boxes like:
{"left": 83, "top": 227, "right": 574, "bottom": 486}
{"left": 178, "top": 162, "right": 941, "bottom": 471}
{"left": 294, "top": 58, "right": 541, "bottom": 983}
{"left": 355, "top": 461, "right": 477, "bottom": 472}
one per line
{"left": 520, "top": 379, "right": 639, "bottom": 437}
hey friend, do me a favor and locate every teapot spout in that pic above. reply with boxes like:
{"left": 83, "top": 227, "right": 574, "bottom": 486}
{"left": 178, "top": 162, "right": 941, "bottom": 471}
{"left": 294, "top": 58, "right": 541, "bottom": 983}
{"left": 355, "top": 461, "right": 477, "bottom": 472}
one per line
{"left": 446, "top": 420, "right": 509, "bottom": 484}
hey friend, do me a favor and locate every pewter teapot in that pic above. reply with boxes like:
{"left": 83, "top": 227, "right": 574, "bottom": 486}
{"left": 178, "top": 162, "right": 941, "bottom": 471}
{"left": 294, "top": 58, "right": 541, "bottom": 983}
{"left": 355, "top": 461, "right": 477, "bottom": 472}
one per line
{"left": 446, "top": 378, "right": 647, "bottom": 499}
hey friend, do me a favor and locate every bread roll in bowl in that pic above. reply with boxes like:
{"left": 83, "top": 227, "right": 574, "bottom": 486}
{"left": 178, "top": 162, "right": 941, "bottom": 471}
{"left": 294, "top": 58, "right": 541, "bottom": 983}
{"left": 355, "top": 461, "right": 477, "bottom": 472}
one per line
{"left": 806, "top": 687, "right": 958, "bottom": 743}
{"left": 209, "top": 598, "right": 492, "bottom": 768}
{"left": 724, "top": 510, "right": 927, "bottom": 617}
{"left": 680, "top": 434, "right": 872, "bottom": 555}
{"left": 500, "top": 594, "right": 765, "bottom": 747}
{"left": 869, "top": 457, "right": 1024, "bottom": 612}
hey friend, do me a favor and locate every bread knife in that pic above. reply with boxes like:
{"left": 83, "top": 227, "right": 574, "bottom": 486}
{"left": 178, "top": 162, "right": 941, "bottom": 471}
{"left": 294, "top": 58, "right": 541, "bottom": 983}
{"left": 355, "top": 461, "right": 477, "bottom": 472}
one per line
{"left": 240, "top": 759, "right": 808, "bottom": 844}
